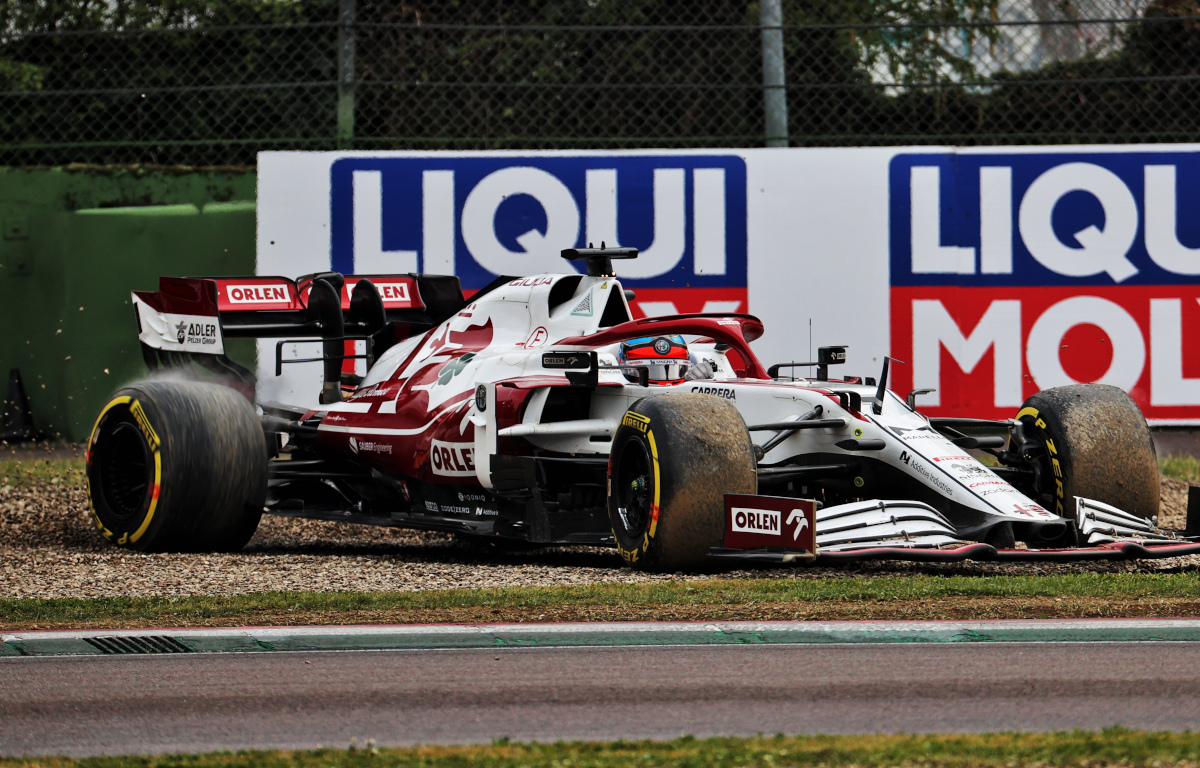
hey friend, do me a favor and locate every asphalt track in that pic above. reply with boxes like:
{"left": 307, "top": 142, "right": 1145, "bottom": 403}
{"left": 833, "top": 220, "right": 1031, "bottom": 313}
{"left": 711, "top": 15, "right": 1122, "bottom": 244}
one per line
{"left": 8, "top": 621, "right": 1200, "bottom": 756}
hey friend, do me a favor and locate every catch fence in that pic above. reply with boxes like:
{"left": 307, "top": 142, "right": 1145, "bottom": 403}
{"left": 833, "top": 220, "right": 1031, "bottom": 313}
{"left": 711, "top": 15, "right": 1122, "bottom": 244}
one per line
{"left": 0, "top": 0, "right": 1194, "bottom": 166}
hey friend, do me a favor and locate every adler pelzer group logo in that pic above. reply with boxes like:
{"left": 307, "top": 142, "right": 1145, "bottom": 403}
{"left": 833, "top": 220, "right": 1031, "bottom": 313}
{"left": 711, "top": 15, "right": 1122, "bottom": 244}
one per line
{"left": 888, "top": 151, "right": 1200, "bottom": 422}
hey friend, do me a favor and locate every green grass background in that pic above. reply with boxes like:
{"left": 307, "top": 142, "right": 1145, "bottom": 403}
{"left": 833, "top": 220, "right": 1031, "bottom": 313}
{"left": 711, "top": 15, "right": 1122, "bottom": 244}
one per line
{"left": 4, "top": 730, "right": 1200, "bottom": 768}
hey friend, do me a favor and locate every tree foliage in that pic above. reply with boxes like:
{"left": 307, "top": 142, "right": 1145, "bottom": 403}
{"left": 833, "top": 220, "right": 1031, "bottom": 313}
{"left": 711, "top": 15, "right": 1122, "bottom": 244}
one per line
{"left": 0, "top": 0, "right": 1195, "bottom": 164}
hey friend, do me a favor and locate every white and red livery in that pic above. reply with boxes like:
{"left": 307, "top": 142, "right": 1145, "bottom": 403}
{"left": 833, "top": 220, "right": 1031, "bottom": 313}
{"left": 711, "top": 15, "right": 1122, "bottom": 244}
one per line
{"left": 91, "top": 247, "right": 1200, "bottom": 569}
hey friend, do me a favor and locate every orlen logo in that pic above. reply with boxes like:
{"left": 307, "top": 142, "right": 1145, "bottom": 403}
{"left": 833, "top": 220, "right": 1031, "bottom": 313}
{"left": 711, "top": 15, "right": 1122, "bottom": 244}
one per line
{"left": 327, "top": 155, "right": 749, "bottom": 317}
{"left": 227, "top": 284, "right": 290, "bottom": 304}
{"left": 429, "top": 439, "right": 475, "bottom": 478}
{"left": 889, "top": 151, "right": 1200, "bottom": 422}
{"left": 731, "top": 507, "right": 780, "bottom": 536}
{"left": 374, "top": 281, "right": 410, "bottom": 302}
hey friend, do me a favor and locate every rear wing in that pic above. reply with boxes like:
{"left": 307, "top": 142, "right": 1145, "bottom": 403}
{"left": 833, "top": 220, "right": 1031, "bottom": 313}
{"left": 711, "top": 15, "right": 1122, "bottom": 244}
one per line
{"left": 132, "top": 272, "right": 464, "bottom": 403}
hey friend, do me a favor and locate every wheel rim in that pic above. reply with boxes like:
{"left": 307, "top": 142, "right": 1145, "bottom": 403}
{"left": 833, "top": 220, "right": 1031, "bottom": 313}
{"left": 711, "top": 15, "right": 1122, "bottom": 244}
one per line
{"left": 1016, "top": 416, "right": 1056, "bottom": 502}
{"left": 614, "top": 437, "right": 653, "bottom": 540}
{"left": 95, "top": 416, "right": 153, "bottom": 523}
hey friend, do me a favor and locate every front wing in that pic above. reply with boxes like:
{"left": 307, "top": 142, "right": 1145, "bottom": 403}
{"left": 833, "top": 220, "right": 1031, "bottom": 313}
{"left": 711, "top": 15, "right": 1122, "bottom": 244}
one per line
{"left": 711, "top": 493, "right": 1200, "bottom": 563}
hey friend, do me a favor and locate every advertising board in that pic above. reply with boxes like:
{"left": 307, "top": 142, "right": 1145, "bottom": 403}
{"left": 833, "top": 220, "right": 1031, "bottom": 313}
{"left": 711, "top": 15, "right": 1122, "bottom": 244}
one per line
{"left": 257, "top": 147, "right": 1200, "bottom": 423}
{"left": 888, "top": 147, "right": 1200, "bottom": 423}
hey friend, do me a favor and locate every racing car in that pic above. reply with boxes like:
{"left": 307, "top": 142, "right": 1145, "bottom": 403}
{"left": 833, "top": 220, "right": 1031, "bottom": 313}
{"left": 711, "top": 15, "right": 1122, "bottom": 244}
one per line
{"left": 85, "top": 246, "right": 1200, "bottom": 571}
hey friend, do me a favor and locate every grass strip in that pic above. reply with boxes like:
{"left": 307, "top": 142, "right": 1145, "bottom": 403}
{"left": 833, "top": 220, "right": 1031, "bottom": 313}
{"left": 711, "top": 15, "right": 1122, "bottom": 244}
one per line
{"left": 5, "top": 729, "right": 1200, "bottom": 768}
{"left": 1161, "top": 453, "right": 1200, "bottom": 483}
{"left": 0, "top": 457, "right": 84, "bottom": 488}
{"left": 8, "top": 572, "right": 1200, "bottom": 630}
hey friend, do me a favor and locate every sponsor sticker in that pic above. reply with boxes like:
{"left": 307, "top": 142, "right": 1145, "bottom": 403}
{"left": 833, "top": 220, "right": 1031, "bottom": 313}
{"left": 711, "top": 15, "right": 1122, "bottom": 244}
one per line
{"left": 133, "top": 295, "right": 225, "bottom": 355}
{"left": 946, "top": 462, "right": 994, "bottom": 478}
{"left": 373, "top": 281, "right": 410, "bottom": 303}
{"left": 1012, "top": 502, "right": 1053, "bottom": 517}
{"left": 522, "top": 327, "right": 549, "bottom": 348}
{"left": 731, "top": 507, "right": 781, "bottom": 536}
{"left": 430, "top": 439, "right": 476, "bottom": 477}
{"left": 349, "top": 436, "right": 392, "bottom": 455}
{"left": 977, "top": 487, "right": 1014, "bottom": 496}
{"left": 723, "top": 494, "right": 816, "bottom": 553}
{"left": 691, "top": 385, "right": 736, "bottom": 400}
{"left": 227, "top": 284, "right": 291, "bottom": 304}
{"left": 542, "top": 352, "right": 591, "bottom": 369}
{"left": 903, "top": 455, "right": 955, "bottom": 497}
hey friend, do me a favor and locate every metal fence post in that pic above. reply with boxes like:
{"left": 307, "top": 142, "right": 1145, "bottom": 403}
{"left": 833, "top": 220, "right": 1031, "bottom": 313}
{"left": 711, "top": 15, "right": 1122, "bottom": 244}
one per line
{"left": 337, "top": 0, "right": 356, "bottom": 149}
{"left": 760, "top": 0, "right": 788, "bottom": 148}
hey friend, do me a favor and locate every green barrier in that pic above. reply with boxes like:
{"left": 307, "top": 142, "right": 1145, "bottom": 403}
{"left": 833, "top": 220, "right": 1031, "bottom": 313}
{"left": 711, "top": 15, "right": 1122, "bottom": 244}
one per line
{"left": 0, "top": 166, "right": 257, "bottom": 442}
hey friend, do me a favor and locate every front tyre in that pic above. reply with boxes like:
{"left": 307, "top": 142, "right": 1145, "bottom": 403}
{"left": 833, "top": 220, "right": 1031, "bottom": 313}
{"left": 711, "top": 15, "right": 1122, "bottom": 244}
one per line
{"left": 607, "top": 393, "right": 756, "bottom": 572}
{"left": 86, "top": 380, "right": 267, "bottom": 552}
{"left": 1015, "top": 383, "right": 1158, "bottom": 522}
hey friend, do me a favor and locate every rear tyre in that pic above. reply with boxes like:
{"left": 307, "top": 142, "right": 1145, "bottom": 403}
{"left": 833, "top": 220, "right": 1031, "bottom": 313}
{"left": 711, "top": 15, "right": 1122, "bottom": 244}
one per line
{"left": 86, "top": 380, "right": 267, "bottom": 552}
{"left": 607, "top": 392, "right": 757, "bottom": 572}
{"left": 1015, "top": 383, "right": 1158, "bottom": 522}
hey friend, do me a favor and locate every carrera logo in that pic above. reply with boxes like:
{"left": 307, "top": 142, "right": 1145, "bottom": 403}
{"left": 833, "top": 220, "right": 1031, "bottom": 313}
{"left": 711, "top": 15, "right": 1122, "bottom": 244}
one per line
{"left": 731, "top": 507, "right": 781, "bottom": 535}
{"left": 430, "top": 439, "right": 476, "bottom": 477}
{"left": 227, "top": 285, "right": 290, "bottom": 304}
{"left": 932, "top": 455, "right": 974, "bottom": 462}
{"left": 691, "top": 385, "right": 736, "bottom": 400}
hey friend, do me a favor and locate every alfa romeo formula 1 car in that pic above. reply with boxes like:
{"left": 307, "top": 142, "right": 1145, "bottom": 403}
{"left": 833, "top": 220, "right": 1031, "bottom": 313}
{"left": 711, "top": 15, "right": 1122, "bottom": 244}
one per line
{"left": 86, "top": 246, "right": 1200, "bottom": 571}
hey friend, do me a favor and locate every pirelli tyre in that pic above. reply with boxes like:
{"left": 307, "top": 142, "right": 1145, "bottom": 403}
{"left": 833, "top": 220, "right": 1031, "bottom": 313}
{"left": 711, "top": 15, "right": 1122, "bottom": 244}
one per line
{"left": 86, "top": 380, "right": 267, "bottom": 552}
{"left": 1016, "top": 383, "right": 1159, "bottom": 522}
{"left": 607, "top": 392, "right": 757, "bottom": 572}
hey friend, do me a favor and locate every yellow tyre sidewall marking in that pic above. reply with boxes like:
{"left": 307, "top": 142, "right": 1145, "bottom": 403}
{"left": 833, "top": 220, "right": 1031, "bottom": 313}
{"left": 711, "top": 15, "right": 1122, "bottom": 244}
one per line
{"left": 612, "top": 411, "right": 661, "bottom": 564}
{"left": 86, "top": 395, "right": 163, "bottom": 546}
{"left": 647, "top": 429, "right": 661, "bottom": 542}
{"left": 1015, "top": 406, "right": 1064, "bottom": 514}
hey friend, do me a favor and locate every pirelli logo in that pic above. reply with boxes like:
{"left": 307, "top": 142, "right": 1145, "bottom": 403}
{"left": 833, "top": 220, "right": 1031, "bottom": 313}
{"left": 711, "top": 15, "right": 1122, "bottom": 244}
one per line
{"left": 129, "top": 400, "right": 161, "bottom": 451}
{"left": 621, "top": 412, "right": 650, "bottom": 433}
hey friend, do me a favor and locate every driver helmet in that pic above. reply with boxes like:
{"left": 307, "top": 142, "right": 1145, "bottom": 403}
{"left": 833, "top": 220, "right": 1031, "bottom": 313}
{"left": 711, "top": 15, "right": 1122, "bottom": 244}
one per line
{"left": 619, "top": 335, "right": 689, "bottom": 385}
